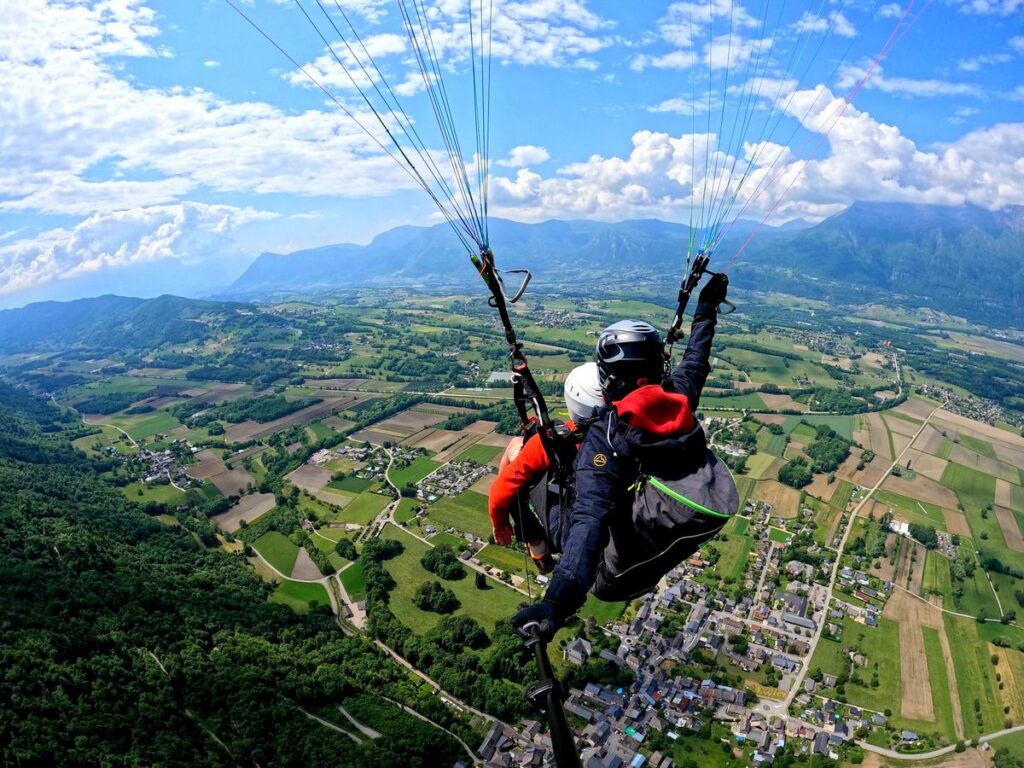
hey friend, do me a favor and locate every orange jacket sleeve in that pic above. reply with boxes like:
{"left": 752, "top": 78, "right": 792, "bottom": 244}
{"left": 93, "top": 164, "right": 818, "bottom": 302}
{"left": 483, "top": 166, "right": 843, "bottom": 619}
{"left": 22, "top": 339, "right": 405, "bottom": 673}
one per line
{"left": 488, "top": 433, "right": 551, "bottom": 545}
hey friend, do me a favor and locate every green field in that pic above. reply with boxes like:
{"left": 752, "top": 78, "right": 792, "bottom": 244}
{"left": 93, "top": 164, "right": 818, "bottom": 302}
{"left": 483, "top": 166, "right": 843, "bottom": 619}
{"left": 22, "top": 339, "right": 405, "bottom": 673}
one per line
{"left": 426, "top": 490, "right": 492, "bottom": 540}
{"left": 337, "top": 492, "right": 391, "bottom": 526}
{"left": 310, "top": 530, "right": 350, "bottom": 570}
{"left": 307, "top": 421, "right": 335, "bottom": 440}
{"left": 873, "top": 489, "right": 947, "bottom": 530}
{"left": 328, "top": 475, "right": 373, "bottom": 493}
{"left": 745, "top": 452, "right": 783, "bottom": 480}
{"left": 943, "top": 614, "right": 1005, "bottom": 738}
{"left": 252, "top": 532, "right": 300, "bottom": 575}
{"left": 579, "top": 593, "right": 625, "bottom": 626}
{"left": 756, "top": 428, "right": 788, "bottom": 456}
{"left": 941, "top": 462, "right": 996, "bottom": 511}
{"left": 389, "top": 457, "right": 441, "bottom": 487}
{"left": 394, "top": 498, "right": 419, "bottom": 524}
{"left": 958, "top": 434, "right": 997, "bottom": 459}
{"left": 709, "top": 516, "right": 754, "bottom": 582}
{"left": 702, "top": 393, "right": 766, "bottom": 410}
{"left": 831, "top": 480, "right": 856, "bottom": 512}
{"left": 768, "top": 527, "right": 791, "bottom": 543}
{"left": 790, "top": 422, "right": 817, "bottom": 445}
{"left": 121, "top": 481, "right": 186, "bottom": 507}
{"left": 453, "top": 444, "right": 502, "bottom": 465}
{"left": 808, "top": 616, "right": 905, "bottom": 720}
{"left": 380, "top": 525, "right": 523, "bottom": 636}
{"left": 921, "top": 626, "right": 957, "bottom": 739}
{"left": 124, "top": 413, "right": 181, "bottom": 440}
{"left": 475, "top": 544, "right": 530, "bottom": 578}
{"left": 269, "top": 580, "right": 330, "bottom": 613}
{"left": 921, "top": 551, "right": 953, "bottom": 602}
{"left": 340, "top": 562, "right": 366, "bottom": 602}
{"left": 735, "top": 476, "right": 756, "bottom": 510}
{"left": 782, "top": 414, "right": 854, "bottom": 440}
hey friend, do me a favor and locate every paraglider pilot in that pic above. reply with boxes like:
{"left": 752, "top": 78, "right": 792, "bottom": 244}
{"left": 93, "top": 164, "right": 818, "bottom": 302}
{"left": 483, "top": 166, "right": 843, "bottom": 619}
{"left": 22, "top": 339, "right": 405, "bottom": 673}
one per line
{"left": 510, "top": 273, "right": 734, "bottom": 640}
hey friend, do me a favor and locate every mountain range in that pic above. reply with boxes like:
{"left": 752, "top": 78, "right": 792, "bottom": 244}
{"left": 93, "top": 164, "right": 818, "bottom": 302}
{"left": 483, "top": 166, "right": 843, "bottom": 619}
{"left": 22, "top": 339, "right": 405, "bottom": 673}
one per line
{"left": 223, "top": 203, "right": 1024, "bottom": 324}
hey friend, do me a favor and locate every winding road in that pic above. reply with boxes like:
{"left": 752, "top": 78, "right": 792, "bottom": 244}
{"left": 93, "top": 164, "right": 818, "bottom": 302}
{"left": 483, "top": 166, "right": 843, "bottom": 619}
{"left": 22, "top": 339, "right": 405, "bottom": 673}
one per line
{"left": 860, "top": 723, "right": 1024, "bottom": 761}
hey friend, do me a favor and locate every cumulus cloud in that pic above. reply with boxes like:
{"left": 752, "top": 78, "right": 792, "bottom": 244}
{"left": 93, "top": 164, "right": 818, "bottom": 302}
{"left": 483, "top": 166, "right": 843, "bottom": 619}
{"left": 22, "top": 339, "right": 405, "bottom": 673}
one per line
{"left": 837, "top": 63, "right": 985, "bottom": 98}
{"left": 0, "top": 203, "right": 275, "bottom": 296}
{"left": 489, "top": 87, "right": 1024, "bottom": 227}
{"left": 1011, "top": 36, "right": 1024, "bottom": 55}
{"left": 957, "top": 53, "right": 1012, "bottom": 71}
{"left": 952, "top": 0, "right": 1024, "bottom": 14}
{"left": 498, "top": 145, "right": 551, "bottom": 168}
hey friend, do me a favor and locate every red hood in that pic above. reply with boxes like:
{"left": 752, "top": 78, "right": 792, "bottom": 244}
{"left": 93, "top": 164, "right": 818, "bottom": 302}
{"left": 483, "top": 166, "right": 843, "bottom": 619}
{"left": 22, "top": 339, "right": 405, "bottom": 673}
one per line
{"left": 613, "top": 385, "right": 695, "bottom": 437}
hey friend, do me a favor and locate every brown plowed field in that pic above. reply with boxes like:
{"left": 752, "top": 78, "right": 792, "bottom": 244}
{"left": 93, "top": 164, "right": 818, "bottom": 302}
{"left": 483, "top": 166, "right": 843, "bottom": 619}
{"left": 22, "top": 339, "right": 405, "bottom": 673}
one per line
{"left": 883, "top": 589, "right": 964, "bottom": 737}
{"left": 996, "top": 506, "right": 1024, "bottom": 553}
{"left": 805, "top": 473, "right": 837, "bottom": 503}
{"left": 853, "top": 462, "right": 888, "bottom": 489}
{"left": 477, "top": 432, "right": 514, "bottom": 449}
{"left": 943, "top": 509, "right": 972, "bottom": 538}
{"left": 753, "top": 414, "right": 787, "bottom": 427}
{"left": 350, "top": 429, "right": 396, "bottom": 445}
{"left": 471, "top": 474, "right": 495, "bottom": 495}
{"left": 884, "top": 414, "right": 921, "bottom": 437}
{"left": 873, "top": 533, "right": 899, "bottom": 583}
{"left": 995, "top": 479, "right": 1013, "bottom": 508}
{"left": 949, "top": 445, "right": 1020, "bottom": 484}
{"left": 304, "top": 378, "right": 367, "bottom": 390}
{"left": 915, "top": 424, "right": 947, "bottom": 457}
{"left": 753, "top": 480, "right": 800, "bottom": 518}
{"left": 212, "top": 493, "right": 276, "bottom": 533}
{"left": 463, "top": 420, "right": 498, "bottom": 434}
{"left": 181, "top": 383, "right": 246, "bottom": 403}
{"left": 835, "top": 447, "right": 864, "bottom": 483}
{"left": 288, "top": 465, "right": 333, "bottom": 491}
{"left": 896, "top": 397, "right": 938, "bottom": 421}
{"left": 881, "top": 473, "right": 959, "bottom": 510}
{"left": 866, "top": 413, "right": 892, "bottom": 459}
{"left": 891, "top": 431, "right": 913, "bottom": 457}
{"left": 375, "top": 409, "right": 446, "bottom": 434}
{"left": 992, "top": 441, "right": 1024, "bottom": 469}
{"left": 225, "top": 396, "right": 360, "bottom": 442}
{"left": 290, "top": 547, "right": 324, "bottom": 580}
{"left": 934, "top": 410, "right": 1024, "bottom": 445}
{"left": 187, "top": 449, "right": 254, "bottom": 495}
{"left": 405, "top": 429, "right": 466, "bottom": 453}
{"left": 759, "top": 394, "right": 806, "bottom": 411}
{"left": 433, "top": 434, "right": 483, "bottom": 463}
{"left": 906, "top": 449, "right": 948, "bottom": 482}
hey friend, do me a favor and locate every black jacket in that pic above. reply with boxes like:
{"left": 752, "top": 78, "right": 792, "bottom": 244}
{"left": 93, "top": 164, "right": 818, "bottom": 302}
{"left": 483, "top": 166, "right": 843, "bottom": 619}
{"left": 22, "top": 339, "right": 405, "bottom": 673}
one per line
{"left": 543, "top": 301, "right": 718, "bottom": 616}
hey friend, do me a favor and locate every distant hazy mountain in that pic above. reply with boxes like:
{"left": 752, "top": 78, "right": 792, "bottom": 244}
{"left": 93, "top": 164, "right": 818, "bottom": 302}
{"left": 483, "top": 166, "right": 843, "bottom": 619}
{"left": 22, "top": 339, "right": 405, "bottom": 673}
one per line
{"left": 225, "top": 218, "right": 765, "bottom": 298}
{"left": 225, "top": 204, "right": 1024, "bottom": 323}
{"left": 736, "top": 202, "right": 1024, "bottom": 322}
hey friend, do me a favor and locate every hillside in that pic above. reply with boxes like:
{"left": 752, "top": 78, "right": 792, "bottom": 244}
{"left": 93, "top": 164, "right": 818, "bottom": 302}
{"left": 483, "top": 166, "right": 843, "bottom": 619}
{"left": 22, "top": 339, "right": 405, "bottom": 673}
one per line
{"left": 227, "top": 204, "right": 1024, "bottom": 325}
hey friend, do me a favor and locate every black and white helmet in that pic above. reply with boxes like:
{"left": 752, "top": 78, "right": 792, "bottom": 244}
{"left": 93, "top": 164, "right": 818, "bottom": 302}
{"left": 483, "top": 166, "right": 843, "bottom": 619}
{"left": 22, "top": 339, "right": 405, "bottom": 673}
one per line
{"left": 596, "top": 319, "right": 664, "bottom": 400}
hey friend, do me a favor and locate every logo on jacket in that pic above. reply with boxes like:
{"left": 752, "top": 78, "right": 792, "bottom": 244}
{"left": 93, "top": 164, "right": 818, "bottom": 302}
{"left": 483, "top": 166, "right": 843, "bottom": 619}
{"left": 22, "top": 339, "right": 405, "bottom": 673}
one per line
{"left": 593, "top": 453, "right": 608, "bottom": 467}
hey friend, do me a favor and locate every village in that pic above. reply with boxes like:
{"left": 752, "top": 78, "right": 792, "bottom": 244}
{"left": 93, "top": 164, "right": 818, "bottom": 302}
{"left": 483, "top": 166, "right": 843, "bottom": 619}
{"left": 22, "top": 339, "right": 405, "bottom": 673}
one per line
{"left": 473, "top": 501, "right": 921, "bottom": 768}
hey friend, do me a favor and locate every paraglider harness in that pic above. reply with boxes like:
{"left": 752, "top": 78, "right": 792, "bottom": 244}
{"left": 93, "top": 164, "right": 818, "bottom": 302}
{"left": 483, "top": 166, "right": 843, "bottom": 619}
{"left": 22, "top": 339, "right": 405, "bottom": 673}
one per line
{"left": 471, "top": 248, "right": 580, "bottom": 554}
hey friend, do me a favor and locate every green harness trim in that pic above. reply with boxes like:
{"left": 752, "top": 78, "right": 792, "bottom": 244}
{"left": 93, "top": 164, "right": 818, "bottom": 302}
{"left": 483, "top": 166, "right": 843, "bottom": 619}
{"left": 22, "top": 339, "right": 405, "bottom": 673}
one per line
{"left": 649, "top": 477, "right": 734, "bottom": 520}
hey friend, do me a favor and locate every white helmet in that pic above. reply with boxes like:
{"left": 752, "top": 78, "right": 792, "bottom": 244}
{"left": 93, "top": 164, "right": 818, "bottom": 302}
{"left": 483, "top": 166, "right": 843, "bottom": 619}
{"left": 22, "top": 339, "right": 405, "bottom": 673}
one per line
{"left": 563, "top": 362, "right": 604, "bottom": 425}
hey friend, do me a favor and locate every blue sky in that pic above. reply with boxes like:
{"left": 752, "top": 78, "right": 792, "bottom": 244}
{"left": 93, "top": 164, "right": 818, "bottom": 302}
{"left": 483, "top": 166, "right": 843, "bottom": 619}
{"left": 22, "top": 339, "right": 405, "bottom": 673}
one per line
{"left": 0, "top": 0, "right": 1021, "bottom": 308}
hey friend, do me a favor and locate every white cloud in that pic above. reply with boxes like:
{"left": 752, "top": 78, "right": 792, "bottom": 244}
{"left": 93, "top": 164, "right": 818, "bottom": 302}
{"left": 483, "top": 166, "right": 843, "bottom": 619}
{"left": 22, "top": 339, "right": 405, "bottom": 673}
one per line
{"left": 957, "top": 53, "right": 1012, "bottom": 71}
{"left": 498, "top": 145, "right": 551, "bottom": 168}
{"left": 203, "top": 59, "right": 221, "bottom": 67}
{"left": 1010, "top": 36, "right": 1024, "bottom": 55}
{"left": 794, "top": 11, "right": 858, "bottom": 38}
{"left": 0, "top": 203, "right": 274, "bottom": 296}
{"left": 488, "top": 87, "right": 1024, "bottom": 228}
{"left": 952, "top": 0, "right": 1024, "bottom": 14}
{"left": 837, "top": 63, "right": 985, "bottom": 98}
{"left": 876, "top": 4, "right": 905, "bottom": 19}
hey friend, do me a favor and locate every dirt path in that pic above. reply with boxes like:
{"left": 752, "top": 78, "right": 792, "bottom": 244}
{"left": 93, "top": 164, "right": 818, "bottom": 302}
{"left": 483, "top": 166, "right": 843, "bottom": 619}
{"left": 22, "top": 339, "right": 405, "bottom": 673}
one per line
{"left": 381, "top": 695, "right": 482, "bottom": 767}
{"left": 298, "top": 707, "right": 361, "bottom": 744}
{"left": 336, "top": 705, "right": 381, "bottom": 739}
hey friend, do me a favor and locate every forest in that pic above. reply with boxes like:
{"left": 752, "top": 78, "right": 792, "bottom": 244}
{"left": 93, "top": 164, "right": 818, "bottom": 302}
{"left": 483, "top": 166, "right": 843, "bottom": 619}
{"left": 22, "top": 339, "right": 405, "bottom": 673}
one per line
{"left": 0, "top": 383, "right": 470, "bottom": 767}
